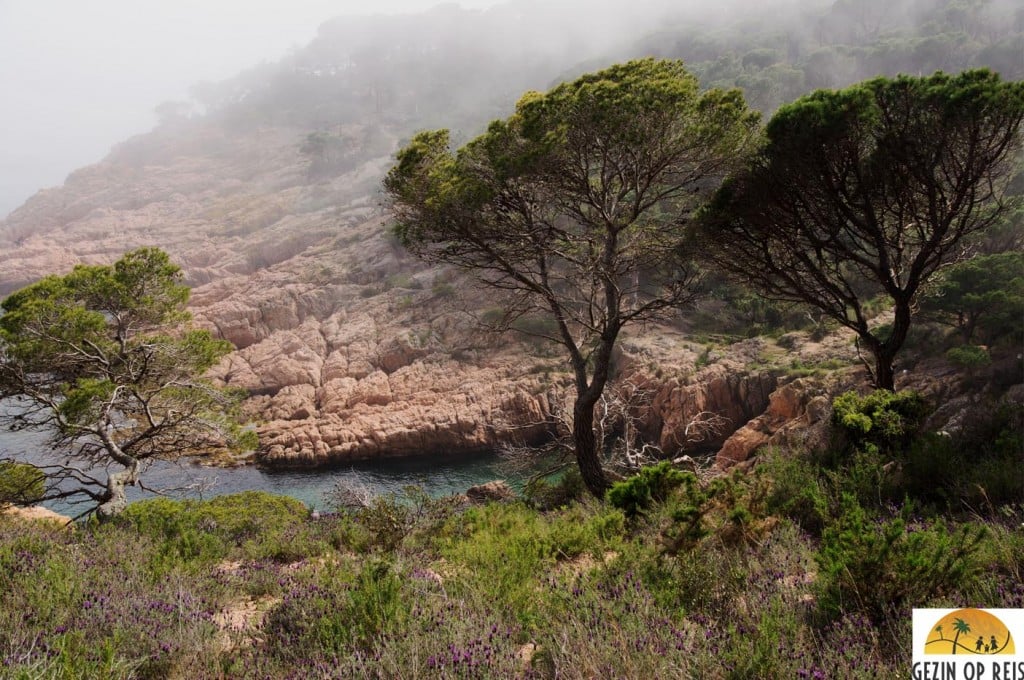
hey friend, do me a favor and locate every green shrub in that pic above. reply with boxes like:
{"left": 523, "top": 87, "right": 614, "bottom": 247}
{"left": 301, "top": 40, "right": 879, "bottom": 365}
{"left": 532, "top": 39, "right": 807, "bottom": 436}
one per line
{"left": 536, "top": 568, "right": 697, "bottom": 677}
{"left": 816, "top": 495, "right": 987, "bottom": 621}
{"left": 0, "top": 462, "right": 45, "bottom": 505}
{"left": 548, "top": 504, "right": 626, "bottom": 558}
{"left": 921, "top": 251, "right": 1024, "bottom": 345}
{"left": 339, "top": 485, "right": 460, "bottom": 553}
{"left": 667, "top": 472, "right": 776, "bottom": 550}
{"left": 434, "top": 502, "right": 623, "bottom": 625}
{"left": 829, "top": 392, "right": 1021, "bottom": 510}
{"left": 524, "top": 466, "right": 586, "bottom": 510}
{"left": 0, "top": 518, "right": 227, "bottom": 678}
{"left": 760, "top": 452, "right": 830, "bottom": 535}
{"left": 607, "top": 462, "right": 692, "bottom": 518}
{"left": 262, "top": 559, "right": 406, "bottom": 659}
{"left": 118, "top": 492, "right": 311, "bottom": 564}
{"left": 831, "top": 389, "right": 930, "bottom": 458}
{"left": 431, "top": 281, "right": 456, "bottom": 298}
{"left": 824, "top": 448, "right": 900, "bottom": 509}
{"left": 946, "top": 344, "right": 992, "bottom": 370}
{"left": 511, "top": 313, "right": 559, "bottom": 337}
{"left": 480, "top": 306, "right": 506, "bottom": 326}
{"left": 907, "top": 403, "right": 1024, "bottom": 508}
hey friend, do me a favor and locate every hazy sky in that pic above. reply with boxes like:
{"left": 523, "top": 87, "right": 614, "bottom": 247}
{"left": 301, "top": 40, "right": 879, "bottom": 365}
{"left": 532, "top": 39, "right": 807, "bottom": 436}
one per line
{"left": 0, "top": 0, "right": 508, "bottom": 218}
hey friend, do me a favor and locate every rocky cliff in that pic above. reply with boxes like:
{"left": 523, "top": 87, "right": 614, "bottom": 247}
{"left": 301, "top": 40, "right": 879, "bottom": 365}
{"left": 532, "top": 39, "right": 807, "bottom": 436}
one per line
{"left": 1, "top": 106, "right": 978, "bottom": 474}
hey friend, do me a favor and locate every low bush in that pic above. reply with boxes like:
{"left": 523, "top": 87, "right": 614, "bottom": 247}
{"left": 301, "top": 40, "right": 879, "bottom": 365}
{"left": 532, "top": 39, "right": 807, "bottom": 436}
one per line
{"left": 760, "top": 451, "right": 830, "bottom": 535}
{"left": 524, "top": 466, "right": 587, "bottom": 510}
{"left": 0, "top": 462, "right": 45, "bottom": 505}
{"left": 946, "top": 344, "right": 992, "bottom": 371}
{"left": 831, "top": 389, "right": 930, "bottom": 459}
{"left": 826, "top": 392, "right": 1022, "bottom": 511}
{"left": 607, "top": 462, "right": 692, "bottom": 518}
{"left": 263, "top": 558, "right": 404, "bottom": 661}
{"left": 118, "top": 491, "right": 312, "bottom": 565}
{"left": 816, "top": 495, "right": 987, "bottom": 622}
{"left": 0, "top": 464, "right": 1016, "bottom": 679}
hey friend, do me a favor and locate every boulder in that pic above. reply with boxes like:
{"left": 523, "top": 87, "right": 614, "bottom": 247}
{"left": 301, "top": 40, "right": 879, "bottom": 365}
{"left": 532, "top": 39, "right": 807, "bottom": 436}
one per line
{"left": 2, "top": 505, "right": 71, "bottom": 526}
{"left": 466, "top": 480, "right": 516, "bottom": 504}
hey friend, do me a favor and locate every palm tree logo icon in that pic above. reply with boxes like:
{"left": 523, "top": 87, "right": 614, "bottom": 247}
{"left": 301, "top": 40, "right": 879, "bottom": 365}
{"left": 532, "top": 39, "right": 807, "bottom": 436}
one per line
{"left": 925, "top": 609, "right": 1014, "bottom": 655}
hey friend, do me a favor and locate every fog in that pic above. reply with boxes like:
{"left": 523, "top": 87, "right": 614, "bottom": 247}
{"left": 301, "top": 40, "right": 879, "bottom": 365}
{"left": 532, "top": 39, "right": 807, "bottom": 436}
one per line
{"left": 1, "top": 0, "right": 830, "bottom": 218}
{"left": 2, "top": 0, "right": 1018, "bottom": 218}
{"left": 0, "top": 0, "right": 508, "bottom": 218}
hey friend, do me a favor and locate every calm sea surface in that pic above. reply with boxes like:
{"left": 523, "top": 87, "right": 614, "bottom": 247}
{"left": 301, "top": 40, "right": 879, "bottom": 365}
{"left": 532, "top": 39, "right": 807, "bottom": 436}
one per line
{"left": 0, "top": 409, "right": 516, "bottom": 515}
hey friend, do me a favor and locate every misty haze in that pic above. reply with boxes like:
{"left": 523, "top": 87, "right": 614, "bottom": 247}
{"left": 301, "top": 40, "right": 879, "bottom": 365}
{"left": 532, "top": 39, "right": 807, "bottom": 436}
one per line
{"left": 0, "top": 0, "right": 1021, "bottom": 676}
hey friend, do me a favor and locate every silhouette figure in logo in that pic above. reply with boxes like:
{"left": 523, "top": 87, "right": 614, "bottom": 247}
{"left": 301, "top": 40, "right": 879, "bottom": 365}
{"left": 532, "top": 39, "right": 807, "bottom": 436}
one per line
{"left": 991, "top": 636, "right": 999, "bottom": 653}
{"left": 976, "top": 637, "right": 984, "bottom": 652}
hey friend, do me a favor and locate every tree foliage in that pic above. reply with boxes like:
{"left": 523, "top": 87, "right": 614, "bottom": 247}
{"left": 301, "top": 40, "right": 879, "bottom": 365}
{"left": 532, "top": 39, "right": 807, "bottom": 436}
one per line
{"left": 921, "top": 250, "right": 1024, "bottom": 345}
{"left": 384, "top": 59, "right": 760, "bottom": 496}
{"left": 700, "top": 69, "right": 1024, "bottom": 389}
{"left": 0, "top": 248, "right": 255, "bottom": 519}
{"left": 0, "top": 461, "right": 45, "bottom": 506}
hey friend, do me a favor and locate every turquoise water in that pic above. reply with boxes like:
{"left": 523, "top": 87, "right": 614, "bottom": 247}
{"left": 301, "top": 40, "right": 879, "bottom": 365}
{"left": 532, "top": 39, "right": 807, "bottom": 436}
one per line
{"left": 0, "top": 416, "right": 518, "bottom": 515}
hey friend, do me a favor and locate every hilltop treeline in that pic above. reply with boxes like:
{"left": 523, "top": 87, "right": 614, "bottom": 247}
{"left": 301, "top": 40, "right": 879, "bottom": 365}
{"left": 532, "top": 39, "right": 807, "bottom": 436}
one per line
{"left": 185, "top": 0, "right": 1021, "bottom": 134}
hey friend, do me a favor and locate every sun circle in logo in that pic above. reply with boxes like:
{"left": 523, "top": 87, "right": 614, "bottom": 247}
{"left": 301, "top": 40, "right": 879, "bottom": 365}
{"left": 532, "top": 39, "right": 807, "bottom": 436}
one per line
{"left": 924, "top": 609, "right": 1015, "bottom": 655}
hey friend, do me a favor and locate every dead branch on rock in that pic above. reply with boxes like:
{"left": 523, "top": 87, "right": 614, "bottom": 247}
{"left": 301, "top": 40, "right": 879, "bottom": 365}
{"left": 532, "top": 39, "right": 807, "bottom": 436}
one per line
{"left": 496, "top": 375, "right": 729, "bottom": 488}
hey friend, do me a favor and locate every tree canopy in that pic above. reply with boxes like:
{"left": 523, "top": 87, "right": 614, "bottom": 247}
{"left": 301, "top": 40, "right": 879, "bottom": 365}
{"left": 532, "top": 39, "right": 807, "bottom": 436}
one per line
{"left": 921, "top": 250, "right": 1024, "bottom": 345}
{"left": 384, "top": 58, "right": 760, "bottom": 496}
{"left": 700, "top": 69, "right": 1024, "bottom": 389}
{"left": 0, "top": 248, "right": 255, "bottom": 519}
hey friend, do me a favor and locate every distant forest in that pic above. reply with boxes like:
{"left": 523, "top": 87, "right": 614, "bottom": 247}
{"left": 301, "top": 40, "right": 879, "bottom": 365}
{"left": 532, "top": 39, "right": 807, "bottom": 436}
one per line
{"left": 184, "top": 0, "right": 1022, "bottom": 135}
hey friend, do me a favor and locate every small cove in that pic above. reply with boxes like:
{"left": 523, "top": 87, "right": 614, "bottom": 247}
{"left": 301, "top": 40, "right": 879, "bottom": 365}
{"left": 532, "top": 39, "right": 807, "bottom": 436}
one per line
{"left": 0, "top": 417, "right": 518, "bottom": 516}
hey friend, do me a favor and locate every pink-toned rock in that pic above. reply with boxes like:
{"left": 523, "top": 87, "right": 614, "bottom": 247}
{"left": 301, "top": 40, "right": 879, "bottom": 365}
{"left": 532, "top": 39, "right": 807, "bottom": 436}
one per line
{"left": 257, "top": 355, "right": 556, "bottom": 467}
{"left": 377, "top": 336, "right": 430, "bottom": 374}
{"left": 466, "top": 480, "right": 516, "bottom": 503}
{"left": 714, "top": 377, "right": 841, "bottom": 468}
{"left": 227, "top": 322, "right": 327, "bottom": 394}
{"left": 644, "top": 362, "right": 777, "bottom": 454}
{"left": 348, "top": 370, "right": 393, "bottom": 407}
{"left": 2, "top": 505, "right": 71, "bottom": 526}
{"left": 3, "top": 111, "right": 939, "bottom": 476}
{"left": 262, "top": 384, "right": 317, "bottom": 421}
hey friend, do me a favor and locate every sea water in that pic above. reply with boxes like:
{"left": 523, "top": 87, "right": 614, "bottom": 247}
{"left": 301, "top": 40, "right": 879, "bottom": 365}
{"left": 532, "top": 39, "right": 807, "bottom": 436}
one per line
{"left": 0, "top": 404, "right": 516, "bottom": 515}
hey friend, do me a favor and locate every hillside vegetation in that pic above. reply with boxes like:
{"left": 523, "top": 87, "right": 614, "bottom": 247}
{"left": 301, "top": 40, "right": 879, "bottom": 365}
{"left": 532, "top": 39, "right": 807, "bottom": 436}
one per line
{"left": 0, "top": 0, "right": 1019, "bottom": 472}
{"left": 1, "top": 387, "right": 1021, "bottom": 677}
{"left": 0, "top": 1, "right": 1022, "bottom": 674}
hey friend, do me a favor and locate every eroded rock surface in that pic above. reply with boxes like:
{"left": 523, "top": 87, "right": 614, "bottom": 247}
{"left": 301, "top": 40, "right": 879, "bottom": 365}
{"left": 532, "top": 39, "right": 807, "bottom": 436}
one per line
{"left": 0, "top": 115, "right": 905, "bottom": 472}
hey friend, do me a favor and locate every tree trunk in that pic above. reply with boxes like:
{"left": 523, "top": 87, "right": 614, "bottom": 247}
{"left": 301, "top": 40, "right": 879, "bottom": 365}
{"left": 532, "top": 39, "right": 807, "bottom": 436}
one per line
{"left": 867, "top": 300, "right": 911, "bottom": 391}
{"left": 96, "top": 460, "right": 139, "bottom": 520}
{"left": 573, "top": 397, "right": 611, "bottom": 498}
{"left": 858, "top": 335, "right": 897, "bottom": 391}
{"left": 873, "top": 351, "right": 896, "bottom": 391}
{"left": 961, "top": 312, "right": 978, "bottom": 345}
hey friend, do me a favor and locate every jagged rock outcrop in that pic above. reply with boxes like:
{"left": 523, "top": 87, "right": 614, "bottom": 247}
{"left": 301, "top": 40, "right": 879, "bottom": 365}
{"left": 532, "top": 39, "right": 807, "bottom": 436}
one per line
{"left": 7, "top": 104, "right": 990, "bottom": 475}
{"left": 714, "top": 379, "right": 833, "bottom": 468}
{"left": 249, "top": 352, "right": 562, "bottom": 467}
{"left": 643, "top": 362, "right": 778, "bottom": 454}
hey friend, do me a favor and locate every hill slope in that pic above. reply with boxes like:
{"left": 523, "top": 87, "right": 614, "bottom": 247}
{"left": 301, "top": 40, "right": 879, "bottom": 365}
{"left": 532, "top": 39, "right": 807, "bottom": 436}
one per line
{"left": 1, "top": 0, "right": 1018, "bottom": 468}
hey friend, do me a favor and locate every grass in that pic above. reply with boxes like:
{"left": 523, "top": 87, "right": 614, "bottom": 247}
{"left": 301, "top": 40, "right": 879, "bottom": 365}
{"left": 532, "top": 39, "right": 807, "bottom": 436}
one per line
{"left": 0, "top": 434, "right": 1020, "bottom": 678}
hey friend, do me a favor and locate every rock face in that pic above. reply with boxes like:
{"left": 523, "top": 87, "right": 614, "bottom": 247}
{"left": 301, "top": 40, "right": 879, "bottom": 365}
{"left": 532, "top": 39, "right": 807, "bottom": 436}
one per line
{"left": 0, "top": 109, "right": 946, "bottom": 475}
{"left": 249, "top": 353, "right": 560, "bottom": 467}
{"left": 644, "top": 362, "right": 779, "bottom": 454}
{"left": 714, "top": 380, "right": 833, "bottom": 468}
